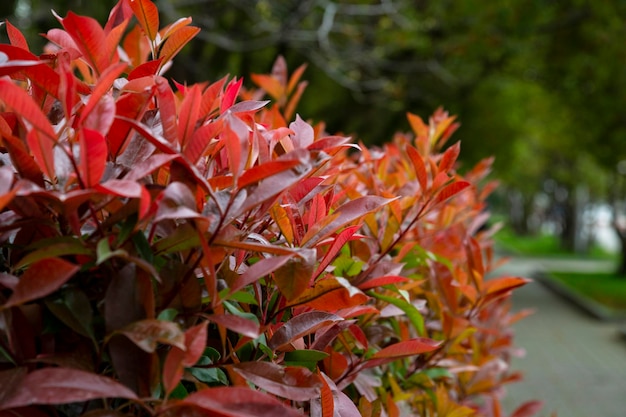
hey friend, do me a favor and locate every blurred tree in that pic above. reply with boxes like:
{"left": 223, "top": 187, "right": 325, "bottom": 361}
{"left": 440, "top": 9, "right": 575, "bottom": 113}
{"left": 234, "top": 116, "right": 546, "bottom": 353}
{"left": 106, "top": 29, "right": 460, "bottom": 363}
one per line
{"left": 3, "top": 0, "right": 626, "bottom": 263}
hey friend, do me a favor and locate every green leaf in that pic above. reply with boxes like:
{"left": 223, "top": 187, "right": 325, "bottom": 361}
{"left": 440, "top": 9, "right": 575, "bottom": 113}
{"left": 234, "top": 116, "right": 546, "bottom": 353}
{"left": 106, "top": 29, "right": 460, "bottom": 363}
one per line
{"left": 132, "top": 231, "right": 153, "bottom": 263}
{"left": 369, "top": 291, "right": 425, "bottom": 336}
{"left": 188, "top": 367, "right": 228, "bottom": 385}
{"left": 284, "top": 349, "right": 329, "bottom": 371}
{"left": 223, "top": 289, "right": 258, "bottom": 305}
{"left": 157, "top": 308, "right": 179, "bottom": 321}
{"left": 96, "top": 238, "right": 128, "bottom": 265}
{"left": 16, "top": 239, "right": 91, "bottom": 269}
{"left": 45, "top": 288, "right": 95, "bottom": 340}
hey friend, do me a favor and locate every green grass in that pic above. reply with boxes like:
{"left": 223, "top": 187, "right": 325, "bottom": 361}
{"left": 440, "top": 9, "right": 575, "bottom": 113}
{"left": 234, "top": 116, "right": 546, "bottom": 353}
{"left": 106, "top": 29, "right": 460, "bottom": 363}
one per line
{"left": 494, "top": 226, "right": 617, "bottom": 260}
{"left": 550, "top": 271, "right": 626, "bottom": 310}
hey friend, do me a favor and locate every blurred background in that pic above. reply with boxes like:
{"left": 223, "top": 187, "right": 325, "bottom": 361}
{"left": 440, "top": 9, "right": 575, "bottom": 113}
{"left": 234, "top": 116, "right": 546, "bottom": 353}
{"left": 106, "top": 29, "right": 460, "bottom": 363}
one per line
{"left": 3, "top": 0, "right": 626, "bottom": 270}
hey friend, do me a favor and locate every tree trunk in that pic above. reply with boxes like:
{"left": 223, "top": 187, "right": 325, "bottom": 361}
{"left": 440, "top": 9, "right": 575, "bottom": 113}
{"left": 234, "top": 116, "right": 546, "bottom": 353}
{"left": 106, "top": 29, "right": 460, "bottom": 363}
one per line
{"left": 614, "top": 225, "right": 626, "bottom": 276}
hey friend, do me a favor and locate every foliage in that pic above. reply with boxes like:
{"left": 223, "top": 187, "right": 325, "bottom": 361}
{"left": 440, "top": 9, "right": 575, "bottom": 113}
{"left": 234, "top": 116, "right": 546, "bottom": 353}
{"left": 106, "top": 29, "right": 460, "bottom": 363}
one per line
{"left": 0, "top": 1, "right": 535, "bottom": 416}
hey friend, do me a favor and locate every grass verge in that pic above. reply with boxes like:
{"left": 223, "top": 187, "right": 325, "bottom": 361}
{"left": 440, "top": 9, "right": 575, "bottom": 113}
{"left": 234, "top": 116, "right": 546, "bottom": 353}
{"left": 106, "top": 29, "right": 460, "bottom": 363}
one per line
{"left": 550, "top": 271, "right": 626, "bottom": 311}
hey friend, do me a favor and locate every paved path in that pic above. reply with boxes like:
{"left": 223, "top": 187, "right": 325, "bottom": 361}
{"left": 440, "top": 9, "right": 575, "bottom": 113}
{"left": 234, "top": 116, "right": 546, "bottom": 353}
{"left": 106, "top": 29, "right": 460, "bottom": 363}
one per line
{"left": 493, "top": 257, "right": 626, "bottom": 417}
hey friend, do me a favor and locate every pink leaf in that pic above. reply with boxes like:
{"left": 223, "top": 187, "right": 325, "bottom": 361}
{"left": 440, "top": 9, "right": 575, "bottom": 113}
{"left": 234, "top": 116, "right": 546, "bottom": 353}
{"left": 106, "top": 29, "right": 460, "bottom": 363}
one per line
{"left": 4, "top": 258, "right": 79, "bottom": 308}
{"left": 0, "top": 368, "right": 137, "bottom": 410}
{"left": 232, "top": 362, "right": 321, "bottom": 401}
{"left": 230, "top": 255, "right": 293, "bottom": 294}
{"left": 268, "top": 311, "right": 342, "bottom": 351}
{"left": 118, "top": 319, "right": 185, "bottom": 353}
{"left": 289, "top": 115, "right": 314, "bottom": 149}
{"left": 204, "top": 314, "right": 260, "bottom": 339}
{"left": 177, "top": 387, "right": 304, "bottom": 417}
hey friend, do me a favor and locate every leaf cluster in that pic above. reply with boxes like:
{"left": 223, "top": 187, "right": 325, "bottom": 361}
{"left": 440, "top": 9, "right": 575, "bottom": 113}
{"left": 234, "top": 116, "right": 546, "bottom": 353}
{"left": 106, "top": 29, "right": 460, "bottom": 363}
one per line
{"left": 0, "top": 1, "right": 536, "bottom": 416}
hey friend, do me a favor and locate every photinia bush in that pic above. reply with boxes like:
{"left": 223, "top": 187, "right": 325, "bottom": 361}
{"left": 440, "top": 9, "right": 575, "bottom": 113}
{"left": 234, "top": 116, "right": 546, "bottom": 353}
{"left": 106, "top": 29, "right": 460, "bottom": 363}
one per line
{"left": 0, "top": 1, "right": 540, "bottom": 416}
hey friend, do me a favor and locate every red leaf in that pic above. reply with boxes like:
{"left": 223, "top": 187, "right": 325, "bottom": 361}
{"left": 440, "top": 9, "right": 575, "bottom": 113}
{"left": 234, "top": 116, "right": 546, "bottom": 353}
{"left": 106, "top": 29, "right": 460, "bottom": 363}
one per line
{"left": 232, "top": 362, "right": 321, "bottom": 401}
{"left": 26, "top": 129, "right": 55, "bottom": 182}
{"left": 313, "top": 373, "right": 361, "bottom": 417}
{"left": 221, "top": 77, "right": 243, "bottom": 113}
{"left": 5, "top": 20, "right": 29, "bottom": 50}
{"left": 183, "top": 118, "right": 224, "bottom": 164}
{"left": 406, "top": 144, "right": 428, "bottom": 191}
{"left": 176, "top": 387, "right": 304, "bottom": 417}
{"left": 510, "top": 401, "right": 544, "bottom": 417}
{"left": 79, "top": 62, "right": 127, "bottom": 129}
{"left": 484, "top": 276, "right": 531, "bottom": 296}
{"left": 118, "top": 319, "right": 185, "bottom": 353}
{"left": 3, "top": 258, "right": 79, "bottom": 308}
{"left": 60, "top": 12, "right": 108, "bottom": 75}
{"left": 230, "top": 255, "right": 293, "bottom": 294}
{"left": 268, "top": 311, "right": 342, "bottom": 351}
{"left": 356, "top": 275, "right": 410, "bottom": 291}
{"left": 162, "top": 322, "right": 208, "bottom": 395}
{"left": 177, "top": 84, "right": 202, "bottom": 147}
{"left": 222, "top": 113, "right": 249, "bottom": 180}
{"left": 238, "top": 160, "right": 301, "bottom": 189}
{"left": 204, "top": 314, "right": 260, "bottom": 339}
{"left": 78, "top": 129, "right": 107, "bottom": 188}
{"left": 438, "top": 141, "right": 461, "bottom": 174}
{"left": 0, "top": 53, "right": 43, "bottom": 77}
{"left": 434, "top": 180, "right": 471, "bottom": 204}
{"left": 157, "top": 25, "right": 200, "bottom": 67}
{"left": 313, "top": 225, "right": 361, "bottom": 279}
{"left": 129, "top": 0, "right": 159, "bottom": 42}
{"left": 363, "top": 338, "right": 441, "bottom": 369}
{"left": 0, "top": 368, "right": 137, "bottom": 410}
{"left": 128, "top": 59, "right": 162, "bottom": 80}
{"left": 0, "top": 78, "right": 56, "bottom": 140}
{"left": 371, "top": 338, "right": 440, "bottom": 359}
{"left": 301, "top": 196, "right": 395, "bottom": 248}
{"left": 107, "top": 91, "right": 153, "bottom": 157}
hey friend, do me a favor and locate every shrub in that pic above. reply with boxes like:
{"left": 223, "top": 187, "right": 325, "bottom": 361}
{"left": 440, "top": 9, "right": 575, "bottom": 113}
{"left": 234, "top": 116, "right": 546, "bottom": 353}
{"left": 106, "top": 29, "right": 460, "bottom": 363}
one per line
{"left": 0, "top": 1, "right": 538, "bottom": 416}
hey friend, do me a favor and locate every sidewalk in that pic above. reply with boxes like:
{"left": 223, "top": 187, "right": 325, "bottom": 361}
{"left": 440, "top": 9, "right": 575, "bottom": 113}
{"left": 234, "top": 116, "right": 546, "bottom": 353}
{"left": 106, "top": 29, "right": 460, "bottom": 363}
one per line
{"left": 495, "top": 257, "right": 626, "bottom": 417}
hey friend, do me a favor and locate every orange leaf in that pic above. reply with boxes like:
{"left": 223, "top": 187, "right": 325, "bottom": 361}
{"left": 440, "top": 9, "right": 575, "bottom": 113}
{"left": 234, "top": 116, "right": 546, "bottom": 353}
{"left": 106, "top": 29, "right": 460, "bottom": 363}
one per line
{"left": 434, "top": 180, "right": 471, "bottom": 204}
{"left": 406, "top": 144, "right": 428, "bottom": 191}
{"left": 129, "top": 0, "right": 159, "bottom": 42}
{"left": 157, "top": 25, "right": 200, "bottom": 67}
